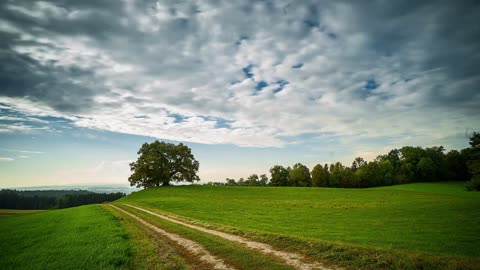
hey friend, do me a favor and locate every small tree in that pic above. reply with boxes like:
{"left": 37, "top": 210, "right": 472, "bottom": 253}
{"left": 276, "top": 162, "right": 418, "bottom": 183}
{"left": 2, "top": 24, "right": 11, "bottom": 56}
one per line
{"left": 128, "top": 141, "right": 200, "bottom": 188}
{"left": 246, "top": 174, "right": 259, "bottom": 186}
{"left": 259, "top": 174, "right": 269, "bottom": 186}
{"left": 237, "top": 177, "right": 245, "bottom": 186}
{"left": 225, "top": 178, "right": 237, "bottom": 186}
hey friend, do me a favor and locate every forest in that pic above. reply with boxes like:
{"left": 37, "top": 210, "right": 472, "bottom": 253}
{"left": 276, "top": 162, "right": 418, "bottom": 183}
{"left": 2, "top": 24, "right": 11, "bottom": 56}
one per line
{"left": 216, "top": 133, "right": 480, "bottom": 190}
{"left": 0, "top": 189, "right": 125, "bottom": 209}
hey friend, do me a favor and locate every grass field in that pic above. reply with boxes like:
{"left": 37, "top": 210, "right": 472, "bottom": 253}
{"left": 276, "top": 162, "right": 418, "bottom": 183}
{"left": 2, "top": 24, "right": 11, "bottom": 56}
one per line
{"left": 1, "top": 182, "right": 478, "bottom": 270}
{"left": 119, "top": 182, "right": 480, "bottom": 259}
{"left": 0, "top": 209, "right": 46, "bottom": 216}
{"left": 115, "top": 203, "right": 298, "bottom": 270}
{"left": 0, "top": 205, "right": 131, "bottom": 270}
{"left": 104, "top": 205, "right": 189, "bottom": 270}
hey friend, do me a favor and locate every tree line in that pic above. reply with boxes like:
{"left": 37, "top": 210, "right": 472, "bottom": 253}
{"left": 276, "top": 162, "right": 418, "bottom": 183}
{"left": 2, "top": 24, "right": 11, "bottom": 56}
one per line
{"left": 208, "top": 132, "right": 480, "bottom": 190}
{"left": 0, "top": 189, "right": 125, "bottom": 210}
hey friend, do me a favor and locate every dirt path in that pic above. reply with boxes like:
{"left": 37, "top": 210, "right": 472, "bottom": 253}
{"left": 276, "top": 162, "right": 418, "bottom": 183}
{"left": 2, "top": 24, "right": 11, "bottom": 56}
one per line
{"left": 109, "top": 205, "right": 236, "bottom": 270}
{"left": 123, "top": 204, "right": 337, "bottom": 270}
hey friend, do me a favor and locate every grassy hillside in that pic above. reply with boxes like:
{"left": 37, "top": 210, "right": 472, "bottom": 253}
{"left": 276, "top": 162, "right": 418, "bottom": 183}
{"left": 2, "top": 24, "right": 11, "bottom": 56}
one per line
{"left": 0, "top": 205, "right": 130, "bottom": 270}
{"left": 119, "top": 182, "right": 480, "bottom": 258}
{"left": 0, "top": 209, "right": 45, "bottom": 216}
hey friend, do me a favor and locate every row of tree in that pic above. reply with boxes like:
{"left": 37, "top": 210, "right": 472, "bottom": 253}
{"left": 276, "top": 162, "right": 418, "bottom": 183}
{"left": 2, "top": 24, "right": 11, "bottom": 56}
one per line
{"left": 0, "top": 189, "right": 125, "bottom": 209}
{"left": 216, "top": 133, "right": 479, "bottom": 190}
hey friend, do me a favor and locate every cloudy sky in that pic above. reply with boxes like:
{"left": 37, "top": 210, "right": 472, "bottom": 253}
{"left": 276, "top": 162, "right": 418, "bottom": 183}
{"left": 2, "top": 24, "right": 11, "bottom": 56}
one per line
{"left": 1, "top": 0, "right": 479, "bottom": 187}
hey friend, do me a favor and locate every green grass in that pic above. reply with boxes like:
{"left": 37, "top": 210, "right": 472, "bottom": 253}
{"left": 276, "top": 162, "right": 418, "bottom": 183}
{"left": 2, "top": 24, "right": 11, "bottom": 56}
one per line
{"left": 2, "top": 183, "right": 477, "bottom": 269}
{"left": 0, "top": 209, "right": 46, "bottom": 216}
{"left": 119, "top": 182, "right": 480, "bottom": 260}
{"left": 0, "top": 205, "right": 131, "bottom": 270}
{"left": 114, "top": 204, "right": 295, "bottom": 270}
{"left": 103, "top": 204, "right": 189, "bottom": 270}
{"left": 377, "top": 181, "right": 475, "bottom": 196}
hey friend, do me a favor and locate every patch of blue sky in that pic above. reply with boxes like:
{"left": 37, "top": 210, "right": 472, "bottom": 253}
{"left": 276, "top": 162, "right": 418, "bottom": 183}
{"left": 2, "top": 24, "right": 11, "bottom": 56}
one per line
{"left": 364, "top": 79, "right": 379, "bottom": 92}
{"left": 169, "top": 113, "right": 185, "bottom": 123}
{"left": 242, "top": 65, "right": 254, "bottom": 79}
{"left": 198, "top": 116, "right": 232, "bottom": 129}
{"left": 0, "top": 111, "right": 49, "bottom": 127}
{"left": 327, "top": 32, "right": 337, "bottom": 39}
{"left": 303, "top": 19, "right": 319, "bottom": 28}
{"left": 255, "top": 80, "right": 268, "bottom": 91}
{"left": 215, "top": 118, "right": 233, "bottom": 129}
{"left": 292, "top": 63, "right": 303, "bottom": 69}
{"left": 273, "top": 80, "right": 289, "bottom": 94}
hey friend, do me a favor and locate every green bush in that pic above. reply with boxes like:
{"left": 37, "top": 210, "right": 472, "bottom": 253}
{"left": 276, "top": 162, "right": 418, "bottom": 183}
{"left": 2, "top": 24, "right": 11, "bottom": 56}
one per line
{"left": 466, "top": 175, "right": 480, "bottom": 191}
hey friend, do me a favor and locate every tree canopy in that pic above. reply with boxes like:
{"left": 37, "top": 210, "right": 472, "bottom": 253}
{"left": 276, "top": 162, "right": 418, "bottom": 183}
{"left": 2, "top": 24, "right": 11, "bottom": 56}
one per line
{"left": 0, "top": 189, "right": 124, "bottom": 210}
{"left": 466, "top": 132, "right": 480, "bottom": 190}
{"left": 269, "top": 165, "right": 289, "bottom": 186}
{"left": 289, "top": 163, "right": 312, "bottom": 187}
{"left": 311, "top": 164, "right": 329, "bottom": 187}
{"left": 217, "top": 133, "right": 478, "bottom": 191}
{"left": 128, "top": 141, "right": 200, "bottom": 188}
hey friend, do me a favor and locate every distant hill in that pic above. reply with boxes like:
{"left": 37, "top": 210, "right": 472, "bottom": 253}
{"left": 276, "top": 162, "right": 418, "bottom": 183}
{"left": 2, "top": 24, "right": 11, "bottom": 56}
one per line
{"left": 0, "top": 189, "right": 125, "bottom": 209}
{"left": 8, "top": 184, "right": 142, "bottom": 195}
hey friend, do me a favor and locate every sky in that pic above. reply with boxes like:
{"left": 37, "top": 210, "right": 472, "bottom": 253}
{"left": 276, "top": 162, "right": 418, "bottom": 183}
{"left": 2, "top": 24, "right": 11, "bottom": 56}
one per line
{"left": 0, "top": 0, "right": 479, "bottom": 188}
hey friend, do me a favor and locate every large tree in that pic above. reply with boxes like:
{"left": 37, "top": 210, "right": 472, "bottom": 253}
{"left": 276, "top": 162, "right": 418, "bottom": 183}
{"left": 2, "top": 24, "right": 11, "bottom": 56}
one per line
{"left": 417, "top": 157, "right": 436, "bottom": 181}
{"left": 128, "top": 141, "right": 200, "bottom": 188}
{"left": 311, "top": 164, "right": 329, "bottom": 187}
{"left": 269, "top": 165, "right": 289, "bottom": 186}
{"left": 351, "top": 157, "right": 366, "bottom": 172}
{"left": 466, "top": 132, "right": 480, "bottom": 190}
{"left": 289, "top": 163, "right": 312, "bottom": 187}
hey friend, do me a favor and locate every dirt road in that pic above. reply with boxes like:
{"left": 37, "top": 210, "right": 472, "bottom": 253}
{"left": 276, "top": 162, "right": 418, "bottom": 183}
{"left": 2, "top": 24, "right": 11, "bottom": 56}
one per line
{"left": 122, "top": 203, "right": 337, "bottom": 270}
{"left": 110, "top": 204, "right": 236, "bottom": 270}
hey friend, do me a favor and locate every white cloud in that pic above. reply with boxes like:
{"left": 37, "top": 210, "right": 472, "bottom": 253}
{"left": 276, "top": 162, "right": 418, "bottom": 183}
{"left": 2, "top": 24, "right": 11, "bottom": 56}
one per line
{"left": 0, "top": 0, "right": 478, "bottom": 150}
{"left": 0, "top": 157, "right": 14, "bottom": 161}
{"left": 0, "top": 148, "right": 44, "bottom": 154}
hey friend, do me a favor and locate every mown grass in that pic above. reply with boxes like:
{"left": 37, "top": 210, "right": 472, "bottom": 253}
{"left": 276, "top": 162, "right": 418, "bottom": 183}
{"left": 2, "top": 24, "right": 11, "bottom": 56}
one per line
{"left": 228, "top": 226, "right": 480, "bottom": 270}
{"left": 0, "top": 205, "right": 131, "bottom": 270}
{"left": 377, "top": 181, "right": 476, "bottom": 196}
{"left": 119, "top": 182, "right": 480, "bottom": 268}
{"left": 103, "top": 204, "right": 189, "bottom": 270}
{"left": 115, "top": 203, "right": 296, "bottom": 270}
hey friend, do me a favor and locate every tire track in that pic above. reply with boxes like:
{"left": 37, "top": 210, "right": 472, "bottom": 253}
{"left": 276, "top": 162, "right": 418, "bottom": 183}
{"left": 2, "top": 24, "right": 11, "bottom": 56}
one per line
{"left": 123, "top": 203, "right": 338, "bottom": 270}
{"left": 109, "top": 204, "right": 236, "bottom": 270}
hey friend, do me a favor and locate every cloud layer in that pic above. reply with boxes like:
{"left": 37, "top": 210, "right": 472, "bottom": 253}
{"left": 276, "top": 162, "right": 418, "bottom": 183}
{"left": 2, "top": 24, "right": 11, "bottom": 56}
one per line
{"left": 1, "top": 0, "right": 479, "bottom": 147}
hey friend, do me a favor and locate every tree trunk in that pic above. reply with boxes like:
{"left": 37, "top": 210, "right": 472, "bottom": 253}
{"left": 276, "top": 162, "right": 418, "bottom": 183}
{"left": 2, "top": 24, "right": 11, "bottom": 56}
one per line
{"left": 162, "top": 181, "right": 171, "bottom": 186}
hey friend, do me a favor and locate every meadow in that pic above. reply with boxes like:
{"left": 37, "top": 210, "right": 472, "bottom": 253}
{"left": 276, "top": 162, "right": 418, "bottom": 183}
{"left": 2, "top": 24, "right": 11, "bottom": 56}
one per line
{"left": 0, "top": 205, "right": 131, "bottom": 270}
{"left": 119, "top": 182, "right": 480, "bottom": 258}
{"left": 1, "top": 182, "right": 479, "bottom": 270}
{"left": 0, "top": 209, "right": 45, "bottom": 216}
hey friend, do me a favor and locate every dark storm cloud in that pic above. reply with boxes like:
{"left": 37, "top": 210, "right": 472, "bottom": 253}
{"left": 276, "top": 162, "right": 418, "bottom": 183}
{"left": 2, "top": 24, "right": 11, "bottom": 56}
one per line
{"left": 0, "top": 0, "right": 125, "bottom": 112}
{"left": 0, "top": 33, "right": 98, "bottom": 112}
